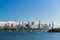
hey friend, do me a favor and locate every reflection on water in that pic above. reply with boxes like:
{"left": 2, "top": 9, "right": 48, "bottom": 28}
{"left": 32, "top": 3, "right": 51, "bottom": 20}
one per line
{"left": 0, "top": 30, "right": 60, "bottom": 40}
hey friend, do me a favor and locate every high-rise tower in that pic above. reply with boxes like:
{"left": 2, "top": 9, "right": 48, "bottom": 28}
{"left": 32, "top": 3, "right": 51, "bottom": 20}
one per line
{"left": 31, "top": 22, "right": 34, "bottom": 25}
{"left": 52, "top": 22, "right": 54, "bottom": 29}
{"left": 38, "top": 21, "right": 40, "bottom": 29}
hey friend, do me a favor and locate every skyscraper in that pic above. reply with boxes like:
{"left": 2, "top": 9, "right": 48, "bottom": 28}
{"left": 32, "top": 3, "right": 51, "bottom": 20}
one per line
{"left": 28, "top": 21, "right": 30, "bottom": 26}
{"left": 26, "top": 21, "right": 30, "bottom": 29}
{"left": 49, "top": 24, "right": 51, "bottom": 27}
{"left": 52, "top": 22, "right": 54, "bottom": 29}
{"left": 31, "top": 22, "right": 34, "bottom": 25}
{"left": 38, "top": 21, "right": 40, "bottom": 29}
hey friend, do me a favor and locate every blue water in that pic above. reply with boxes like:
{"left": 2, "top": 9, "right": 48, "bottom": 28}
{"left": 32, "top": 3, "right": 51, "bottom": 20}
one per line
{"left": 0, "top": 30, "right": 60, "bottom": 40}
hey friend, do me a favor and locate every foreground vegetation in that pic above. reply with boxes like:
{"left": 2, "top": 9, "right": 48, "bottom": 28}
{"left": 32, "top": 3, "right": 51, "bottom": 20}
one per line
{"left": 48, "top": 28, "right": 60, "bottom": 32}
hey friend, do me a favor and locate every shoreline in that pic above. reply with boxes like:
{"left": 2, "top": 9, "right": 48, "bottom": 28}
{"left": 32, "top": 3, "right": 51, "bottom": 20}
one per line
{"left": 0, "top": 28, "right": 42, "bottom": 30}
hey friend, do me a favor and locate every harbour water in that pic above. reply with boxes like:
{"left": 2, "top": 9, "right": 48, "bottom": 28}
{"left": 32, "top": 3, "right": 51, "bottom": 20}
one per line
{"left": 0, "top": 30, "right": 60, "bottom": 40}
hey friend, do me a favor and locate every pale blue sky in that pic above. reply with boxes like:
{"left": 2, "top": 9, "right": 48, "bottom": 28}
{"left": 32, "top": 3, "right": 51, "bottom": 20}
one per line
{"left": 0, "top": 0, "right": 60, "bottom": 26}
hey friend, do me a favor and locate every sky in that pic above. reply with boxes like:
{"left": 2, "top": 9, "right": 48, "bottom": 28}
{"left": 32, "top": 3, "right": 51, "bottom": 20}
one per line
{"left": 0, "top": 0, "right": 60, "bottom": 26}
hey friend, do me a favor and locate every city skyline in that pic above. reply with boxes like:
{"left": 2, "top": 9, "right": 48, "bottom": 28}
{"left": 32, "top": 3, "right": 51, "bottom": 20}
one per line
{"left": 0, "top": 21, "right": 53, "bottom": 30}
{"left": 0, "top": 0, "right": 60, "bottom": 26}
